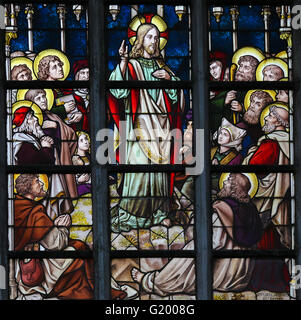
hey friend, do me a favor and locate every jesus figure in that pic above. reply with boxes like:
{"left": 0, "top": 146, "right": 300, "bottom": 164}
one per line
{"left": 108, "top": 22, "right": 185, "bottom": 232}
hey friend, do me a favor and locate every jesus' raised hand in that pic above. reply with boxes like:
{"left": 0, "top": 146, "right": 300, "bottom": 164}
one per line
{"left": 119, "top": 40, "right": 129, "bottom": 61}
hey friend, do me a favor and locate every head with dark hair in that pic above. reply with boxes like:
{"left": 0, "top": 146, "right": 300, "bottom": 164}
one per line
{"left": 37, "top": 55, "right": 64, "bottom": 81}
{"left": 235, "top": 55, "right": 259, "bottom": 81}
{"left": 217, "top": 173, "right": 251, "bottom": 203}
{"left": 263, "top": 64, "right": 285, "bottom": 81}
{"left": 243, "top": 90, "right": 274, "bottom": 125}
{"left": 11, "top": 64, "right": 32, "bottom": 81}
{"left": 25, "top": 89, "right": 48, "bottom": 111}
{"left": 15, "top": 174, "right": 46, "bottom": 199}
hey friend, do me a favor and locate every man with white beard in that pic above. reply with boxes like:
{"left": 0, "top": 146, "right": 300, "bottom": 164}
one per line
{"left": 243, "top": 105, "right": 291, "bottom": 249}
{"left": 12, "top": 107, "right": 55, "bottom": 165}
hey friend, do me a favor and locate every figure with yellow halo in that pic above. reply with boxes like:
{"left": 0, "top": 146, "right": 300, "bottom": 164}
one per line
{"left": 256, "top": 57, "right": 288, "bottom": 82}
{"left": 12, "top": 100, "right": 77, "bottom": 218}
{"left": 20, "top": 88, "right": 79, "bottom": 200}
{"left": 34, "top": 50, "right": 88, "bottom": 132}
{"left": 224, "top": 47, "right": 266, "bottom": 124}
{"left": 243, "top": 103, "right": 291, "bottom": 250}
{"left": 11, "top": 56, "right": 36, "bottom": 82}
{"left": 235, "top": 89, "right": 276, "bottom": 157}
{"left": 108, "top": 14, "right": 185, "bottom": 232}
{"left": 130, "top": 173, "right": 264, "bottom": 296}
{"left": 12, "top": 101, "right": 55, "bottom": 166}
{"left": 12, "top": 173, "right": 94, "bottom": 300}
{"left": 210, "top": 47, "right": 265, "bottom": 133}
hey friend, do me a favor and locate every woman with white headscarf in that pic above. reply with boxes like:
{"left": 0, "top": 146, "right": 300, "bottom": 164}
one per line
{"left": 211, "top": 117, "right": 247, "bottom": 166}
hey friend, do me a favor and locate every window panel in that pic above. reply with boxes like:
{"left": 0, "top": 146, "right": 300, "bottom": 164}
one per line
{"left": 111, "top": 257, "right": 196, "bottom": 300}
{"left": 213, "top": 258, "right": 295, "bottom": 300}
{"left": 5, "top": 3, "right": 93, "bottom": 300}
{"left": 110, "top": 172, "right": 194, "bottom": 249}
{"left": 209, "top": 3, "right": 295, "bottom": 301}
{"left": 6, "top": 87, "right": 90, "bottom": 166}
{"left": 107, "top": 5, "right": 191, "bottom": 81}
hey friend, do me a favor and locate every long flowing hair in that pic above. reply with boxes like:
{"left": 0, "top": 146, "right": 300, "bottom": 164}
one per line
{"left": 129, "top": 24, "right": 161, "bottom": 59}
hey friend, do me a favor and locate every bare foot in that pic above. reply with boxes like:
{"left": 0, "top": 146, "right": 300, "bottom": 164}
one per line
{"left": 131, "top": 268, "right": 144, "bottom": 284}
{"left": 161, "top": 218, "right": 171, "bottom": 227}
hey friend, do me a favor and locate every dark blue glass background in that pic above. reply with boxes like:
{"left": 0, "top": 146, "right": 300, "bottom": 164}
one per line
{"left": 106, "top": 5, "right": 190, "bottom": 81}
{"left": 10, "top": 4, "right": 88, "bottom": 81}
{"left": 210, "top": 5, "right": 288, "bottom": 68}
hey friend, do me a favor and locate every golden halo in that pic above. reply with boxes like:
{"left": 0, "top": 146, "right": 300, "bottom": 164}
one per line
{"left": 14, "top": 173, "right": 49, "bottom": 200}
{"left": 12, "top": 100, "right": 43, "bottom": 129}
{"left": 16, "top": 89, "right": 54, "bottom": 111}
{"left": 10, "top": 57, "right": 37, "bottom": 80}
{"left": 260, "top": 102, "right": 290, "bottom": 130}
{"left": 128, "top": 14, "right": 168, "bottom": 51}
{"left": 275, "top": 51, "right": 288, "bottom": 59}
{"left": 244, "top": 89, "right": 277, "bottom": 111}
{"left": 232, "top": 46, "right": 265, "bottom": 66}
{"left": 256, "top": 58, "right": 288, "bottom": 81}
{"left": 219, "top": 173, "right": 259, "bottom": 199}
{"left": 33, "top": 49, "right": 70, "bottom": 81}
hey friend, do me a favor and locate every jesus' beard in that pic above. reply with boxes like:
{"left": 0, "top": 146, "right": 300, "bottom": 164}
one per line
{"left": 243, "top": 108, "right": 262, "bottom": 125}
{"left": 144, "top": 43, "right": 160, "bottom": 58}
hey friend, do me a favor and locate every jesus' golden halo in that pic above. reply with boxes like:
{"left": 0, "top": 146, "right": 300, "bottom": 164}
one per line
{"left": 256, "top": 58, "right": 288, "bottom": 81}
{"left": 12, "top": 100, "right": 43, "bottom": 129}
{"left": 128, "top": 14, "right": 168, "bottom": 51}
{"left": 219, "top": 173, "right": 259, "bottom": 199}
{"left": 260, "top": 102, "right": 290, "bottom": 130}
{"left": 244, "top": 89, "right": 277, "bottom": 111}
{"left": 33, "top": 49, "right": 70, "bottom": 81}
{"left": 14, "top": 174, "right": 49, "bottom": 200}
{"left": 16, "top": 89, "right": 54, "bottom": 111}
{"left": 10, "top": 57, "right": 37, "bottom": 80}
{"left": 232, "top": 46, "right": 265, "bottom": 66}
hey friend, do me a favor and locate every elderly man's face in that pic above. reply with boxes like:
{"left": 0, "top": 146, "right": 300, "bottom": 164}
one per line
{"left": 76, "top": 68, "right": 89, "bottom": 81}
{"left": 264, "top": 111, "right": 278, "bottom": 127}
{"left": 143, "top": 28, "right": 159, "bottom": 56}
{"left": 33, "top": 93, "right": 48, "bottom": 111}
{"left": 262, "top": 111, "right": 279, "bottom": 133}
{"left": 16, "top": 70, "right": 31, "bottom": 81}
{"left": 48, "top": 60, "right": 64, "bottom": 80}
{"left": 26, "top": 113, "right": 39, "bottom": 128}
{"left": 210, "top": 61, "right": 223, "bottom": 80}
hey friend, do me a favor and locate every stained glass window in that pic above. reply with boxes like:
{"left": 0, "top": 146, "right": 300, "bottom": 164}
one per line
{"left": 1, "top": 0, "right": 301, "bottom": 303}
{"left": 106, "top": 4, "right": 195, "bottom": 300}
{"left": 5, "top": 3, "right": 93, "bottom": 300}
{"left": 209, "top": 4, "right": 296, "bottom": 300}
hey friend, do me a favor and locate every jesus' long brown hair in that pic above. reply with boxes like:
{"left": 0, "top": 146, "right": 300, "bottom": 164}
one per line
{"left": 129, "top": 23, "right": 161, "bottom": 59}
